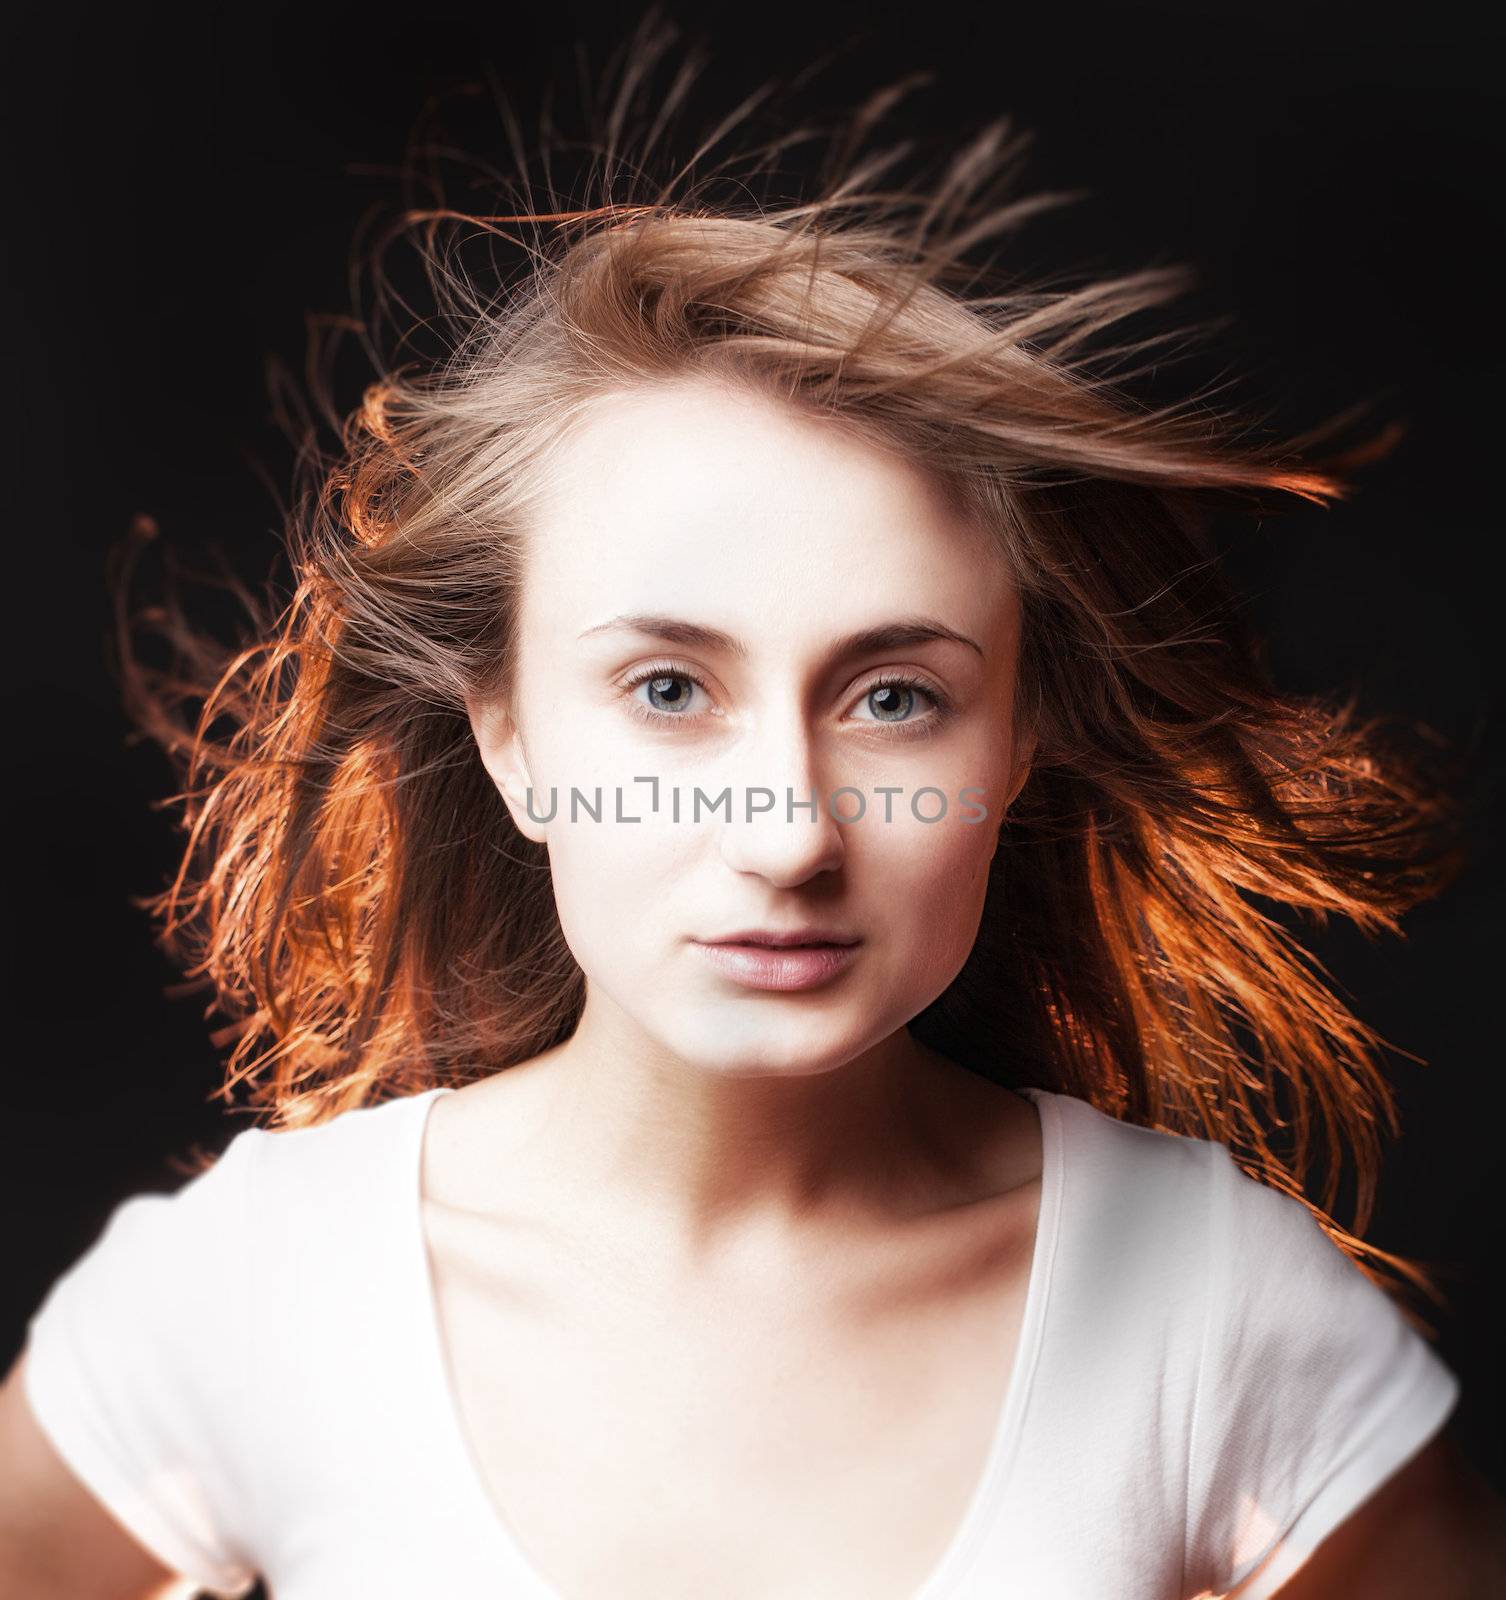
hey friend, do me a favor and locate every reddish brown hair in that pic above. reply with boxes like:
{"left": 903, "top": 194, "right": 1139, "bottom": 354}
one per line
{"left": 110, "top": 28, "right": 1465, "bottom": 1328}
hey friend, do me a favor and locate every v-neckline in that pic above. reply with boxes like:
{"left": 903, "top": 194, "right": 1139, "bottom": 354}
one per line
{"left": 404, "top": 1082, "right": 1065, "bottom": 1600}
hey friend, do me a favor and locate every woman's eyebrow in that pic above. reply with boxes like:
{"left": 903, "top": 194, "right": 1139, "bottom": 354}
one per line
{"left": 576, "top": 613, "right": 984, "bottom": 660}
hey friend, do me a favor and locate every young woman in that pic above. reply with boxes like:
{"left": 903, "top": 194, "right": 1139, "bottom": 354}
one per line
{"left": 2, "top": 39, "right": 1501, "bottom": 1600}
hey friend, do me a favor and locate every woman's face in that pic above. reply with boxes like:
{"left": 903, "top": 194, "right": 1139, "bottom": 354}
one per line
{"left": 469, "top": 376, "right": 1029, "bottom": 1079}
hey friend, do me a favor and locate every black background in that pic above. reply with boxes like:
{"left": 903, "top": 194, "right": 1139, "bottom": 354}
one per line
{"left": 4, "top": 0, "right": 1502, "bottom": 1521}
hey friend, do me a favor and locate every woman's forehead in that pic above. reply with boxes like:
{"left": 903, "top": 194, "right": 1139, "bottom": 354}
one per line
{"left": 522, "top": 378, "right": 1015, "bottom": 634}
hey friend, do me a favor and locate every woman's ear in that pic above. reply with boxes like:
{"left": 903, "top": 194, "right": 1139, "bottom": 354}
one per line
{"left": 465, "top": 695, "right": 549, "bottom": 845}
{"left": 1002, "top": 728, "right": 1038, "bottom": 813}
{"left": 989, "top": 730, "right": 1037, "bottom": 861}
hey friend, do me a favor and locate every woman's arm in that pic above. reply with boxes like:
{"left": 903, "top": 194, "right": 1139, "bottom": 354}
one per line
{"left": 0, "top": 1348, "right": 189, "bottom": 1600}
{"left": 1248, "top": 1426, "right": 1506, "bottom": 1598}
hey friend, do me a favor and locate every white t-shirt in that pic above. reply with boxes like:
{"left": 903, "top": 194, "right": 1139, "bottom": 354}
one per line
{"left": 22, "top": 1084, "right": 1460, "bottom": 1599}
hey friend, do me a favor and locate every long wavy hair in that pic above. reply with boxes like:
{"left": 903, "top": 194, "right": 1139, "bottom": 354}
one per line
{"left": 108, "top": 22, "right": 1466, "bottom": 1329}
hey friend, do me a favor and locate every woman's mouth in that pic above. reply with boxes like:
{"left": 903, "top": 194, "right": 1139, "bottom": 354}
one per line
{"left": 690, "top": 939, "right": 861, "bottom": 992}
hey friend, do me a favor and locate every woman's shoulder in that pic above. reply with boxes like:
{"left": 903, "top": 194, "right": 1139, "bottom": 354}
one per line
{"left": 15, "top": 1090, "right": 437, "bottom": 1600}
{"left": 1028, "top": 1083, "right": 1453, "bottom": 1360}
{"left": 1026, "top": 1084, "right": 1396, "bottom": 1275}
{"left": 240, "top": 1084, "right": 445, "bottom": 1195}
{"left": 28, "top": 1087, "right": 441, "bottom": 1323}
{"left": 1018, "top": 1084, "right": 1414, "bottom": 1326}
{"left": 211, "top": 1088, "right": 449, "bottom": 1297}
{"left": 1025, "top": 1086, "right": 1461, "bottom": 1595}
{"left": 1181, "top": 1142, "right": 1461, "bottom": 1594}
{"left": 1022, "top": 1083, "right": 1222, "bottom": 1216}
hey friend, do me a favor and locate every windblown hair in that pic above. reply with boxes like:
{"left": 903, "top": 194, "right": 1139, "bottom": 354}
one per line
{"left": 110, "top": 24, "right": 1465, "bottom": 1326}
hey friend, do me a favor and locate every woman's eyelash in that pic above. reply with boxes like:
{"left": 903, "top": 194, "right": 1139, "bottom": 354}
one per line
{"left": 616, "top": 661, "right": 956, "bottom": 737}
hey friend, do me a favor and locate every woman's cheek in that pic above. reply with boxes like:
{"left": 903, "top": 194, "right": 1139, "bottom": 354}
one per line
{"left": 546, "top": 806, "right": 680, "bottom": 964}
{"left": 886, "top": 816, "right": 995, "bottom": 961}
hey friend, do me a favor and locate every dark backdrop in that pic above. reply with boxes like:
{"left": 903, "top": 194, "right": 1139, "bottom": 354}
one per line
{"left": 4, "top": 0, "right": 1501, "bottom": 1514}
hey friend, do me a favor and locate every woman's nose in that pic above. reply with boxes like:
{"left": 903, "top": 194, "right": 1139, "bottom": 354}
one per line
{"left": 714, "top": 729, "right": 847, "bottom": 886}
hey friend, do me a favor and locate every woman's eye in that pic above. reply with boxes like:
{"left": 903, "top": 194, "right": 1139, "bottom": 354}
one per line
{"left": 851, "top": 679, "right": 938, "bottom": 726}
{"left": 623, "top": 668, "right": 710, "bottom": 722}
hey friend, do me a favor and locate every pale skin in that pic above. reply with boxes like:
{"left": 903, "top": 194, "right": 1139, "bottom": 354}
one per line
{"left": 1, "top": 377, "right": 1502, "bottom": 1596}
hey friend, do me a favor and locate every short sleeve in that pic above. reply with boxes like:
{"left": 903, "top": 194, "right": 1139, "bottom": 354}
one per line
{"left": 1184, "top": 1142, "right": 1461, "bottom": 1599}
{"left": 21, "top": 1127, "right": 266, "bottom": 1599}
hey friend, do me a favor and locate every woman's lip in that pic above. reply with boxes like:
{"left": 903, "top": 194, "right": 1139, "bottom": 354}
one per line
{"left": 691, "top": 940, "right": 860, "bottom": 992}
